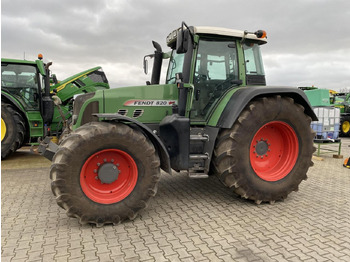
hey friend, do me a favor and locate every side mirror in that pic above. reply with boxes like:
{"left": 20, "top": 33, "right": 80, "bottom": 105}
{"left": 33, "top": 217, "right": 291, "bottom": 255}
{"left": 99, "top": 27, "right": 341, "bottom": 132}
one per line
{"left": 176, "top": 28, "right": 190, "bottom": 54}
{"left": 143, "top": 54, "right": 153, "bottom": 75}
{"left": 143, "top": 56, "right": 148, "bottom": 75}
{"left": 52, "top": 74, "right": 58, "bottom": 85}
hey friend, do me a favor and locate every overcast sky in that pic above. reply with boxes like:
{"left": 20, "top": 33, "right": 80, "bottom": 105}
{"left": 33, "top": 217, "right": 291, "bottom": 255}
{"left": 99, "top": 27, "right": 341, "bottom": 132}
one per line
{"left": 2, "top": 0, "right": 350, "bottom": 91}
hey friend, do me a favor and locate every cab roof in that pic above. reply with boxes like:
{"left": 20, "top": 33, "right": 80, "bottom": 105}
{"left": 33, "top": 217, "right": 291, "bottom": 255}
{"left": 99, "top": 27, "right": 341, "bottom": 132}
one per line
{"left": 194, "top": 26, "right": 267, "bottom": 44}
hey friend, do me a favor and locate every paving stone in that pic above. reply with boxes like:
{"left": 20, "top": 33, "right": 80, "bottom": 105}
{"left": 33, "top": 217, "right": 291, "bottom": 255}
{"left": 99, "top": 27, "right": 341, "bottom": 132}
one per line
{"left": 1, "top": 139, "right": 350, "bottom": 262}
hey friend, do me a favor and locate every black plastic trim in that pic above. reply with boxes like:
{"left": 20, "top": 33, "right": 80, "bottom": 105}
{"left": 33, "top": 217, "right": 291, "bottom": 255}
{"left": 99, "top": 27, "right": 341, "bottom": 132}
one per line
{"left": 217, "top": 86, "right": 318, "bottom": 128}
{"left": 94, "top": 113, "right": 171, "bottom": 174}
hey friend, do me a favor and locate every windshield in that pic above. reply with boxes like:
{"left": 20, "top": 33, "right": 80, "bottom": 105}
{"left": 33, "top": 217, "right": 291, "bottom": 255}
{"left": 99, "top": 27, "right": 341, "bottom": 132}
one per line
{"left": 1, "top": 63, "right": 40, "bottom": 110}
{"left": 166, "top": 51, "right": 184, "bottom": 84}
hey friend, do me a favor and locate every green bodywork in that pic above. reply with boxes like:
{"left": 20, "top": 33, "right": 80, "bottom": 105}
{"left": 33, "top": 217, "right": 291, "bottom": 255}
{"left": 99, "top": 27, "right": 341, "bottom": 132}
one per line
{"left": 1, "top": 57, "right": 109, "bottom": 143}
{"left": 332, "top": 93, "right": 350, "bottom": 114}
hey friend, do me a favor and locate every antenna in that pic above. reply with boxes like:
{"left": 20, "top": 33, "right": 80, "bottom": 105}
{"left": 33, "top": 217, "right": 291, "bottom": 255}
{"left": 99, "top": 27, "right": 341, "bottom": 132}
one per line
{"left": 23, "top": 51, "right": 26, "bottom": 60}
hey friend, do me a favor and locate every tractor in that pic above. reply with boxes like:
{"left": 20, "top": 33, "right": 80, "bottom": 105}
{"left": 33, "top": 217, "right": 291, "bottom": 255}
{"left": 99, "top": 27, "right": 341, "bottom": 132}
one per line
{"left": 42, "top": 22, "right": 317, "bottom": 226}
{"left": 1, "top": 55, "right": 109, "bottom": 159}
{"left": 331, "top": 92, "right": 350, "bottom": 136}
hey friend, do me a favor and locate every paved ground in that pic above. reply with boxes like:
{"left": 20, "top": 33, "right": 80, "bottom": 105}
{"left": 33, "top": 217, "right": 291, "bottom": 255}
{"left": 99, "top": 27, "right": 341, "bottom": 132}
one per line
{"left": 2, "top": 138, "right": 350, "bottom": 262}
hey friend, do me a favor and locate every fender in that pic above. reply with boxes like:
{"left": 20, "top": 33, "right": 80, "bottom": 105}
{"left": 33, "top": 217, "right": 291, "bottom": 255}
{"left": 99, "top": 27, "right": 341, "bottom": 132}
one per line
{"left": 94, "top": 113, "right": 172, "bottom": 174}
{"left": 217, "top": 86, "right": 318, "bottom": 128}
{"left": 1, "top": 93, "right": 26, "bottom": 114}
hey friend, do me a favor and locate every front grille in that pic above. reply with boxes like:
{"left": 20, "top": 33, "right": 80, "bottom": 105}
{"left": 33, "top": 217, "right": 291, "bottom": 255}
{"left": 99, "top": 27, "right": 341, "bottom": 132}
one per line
{"left": 81, "top": 101, "right": 99, "bottom": 125}
{"left": 72, "top": 92, "right": 95, "bottom": 125}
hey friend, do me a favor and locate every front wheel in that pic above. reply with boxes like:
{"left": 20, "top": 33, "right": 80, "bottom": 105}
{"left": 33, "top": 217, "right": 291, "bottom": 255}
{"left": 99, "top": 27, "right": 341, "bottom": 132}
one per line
{"left": 340, "top": 116, "right": 350, "bottom": 137}
{"left": 50, "top": 122, "right": 161, "bottom": 226}
{"left": 212, "top": 96, "right": 315, "bottom": 203}
{"left": 1, "top": 103, "right": 26, "bottom": 159}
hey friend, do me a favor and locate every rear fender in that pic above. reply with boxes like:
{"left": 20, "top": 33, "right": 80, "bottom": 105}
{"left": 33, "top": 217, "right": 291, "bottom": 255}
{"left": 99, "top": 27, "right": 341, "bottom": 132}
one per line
{"left": 216, "top": 86, "right": 318, "bottom": 128}
{"left": 94, "top": 113, "right": 171, "bottom": 174}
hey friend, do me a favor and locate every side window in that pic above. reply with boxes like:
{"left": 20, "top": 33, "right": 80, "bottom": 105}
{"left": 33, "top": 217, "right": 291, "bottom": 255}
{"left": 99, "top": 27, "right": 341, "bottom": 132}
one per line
{"left": 1, "top": 63, "right": 40, "bottom": 110}
{"left": 243, "top": 43, "right": 265, "bottom": 76}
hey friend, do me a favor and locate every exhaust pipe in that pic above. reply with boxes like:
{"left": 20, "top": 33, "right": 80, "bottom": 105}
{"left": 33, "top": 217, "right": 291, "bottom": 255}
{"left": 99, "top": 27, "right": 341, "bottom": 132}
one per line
{"left": 150, "top": 41, "right": 163, "bottom": 85}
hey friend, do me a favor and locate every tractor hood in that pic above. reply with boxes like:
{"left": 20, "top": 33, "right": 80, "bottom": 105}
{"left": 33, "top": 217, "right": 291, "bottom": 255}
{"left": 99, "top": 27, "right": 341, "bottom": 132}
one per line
{"left": 51, "top": 67, "right": 110, "bottom": 103}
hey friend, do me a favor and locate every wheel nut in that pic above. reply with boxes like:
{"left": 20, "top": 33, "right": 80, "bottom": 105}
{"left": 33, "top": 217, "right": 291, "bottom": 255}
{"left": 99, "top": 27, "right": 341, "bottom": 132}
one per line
{"left": 97, "top": 163, "right": 101, "bottom": 167}
{"left": 95, "top": 176, "right": 99, "bottom": 180}
{"left": 93, "top": 169, "right": 97, "bottom": 173}
{"left": 104, "top": 158, "right": 107, "bottom": 163}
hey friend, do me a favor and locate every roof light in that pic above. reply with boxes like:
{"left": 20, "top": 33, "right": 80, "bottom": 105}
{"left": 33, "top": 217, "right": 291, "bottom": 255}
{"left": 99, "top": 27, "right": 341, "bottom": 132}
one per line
{"left": 38, "top": 54, "right": 43, "bottom": 60}
{"left": 254, "top": 30, "right": 267, "bottom": 38}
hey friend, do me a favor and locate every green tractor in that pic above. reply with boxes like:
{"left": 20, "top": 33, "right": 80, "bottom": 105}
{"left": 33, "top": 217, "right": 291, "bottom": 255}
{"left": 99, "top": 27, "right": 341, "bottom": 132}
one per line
{"left": 331, "top": 92, "right": 350, "bottom": 136}
{"left": 1, "top": 55, "right": 109, "bottom": 159}
{"left": 42, "top": 22, "right": 317, "bottom": 226}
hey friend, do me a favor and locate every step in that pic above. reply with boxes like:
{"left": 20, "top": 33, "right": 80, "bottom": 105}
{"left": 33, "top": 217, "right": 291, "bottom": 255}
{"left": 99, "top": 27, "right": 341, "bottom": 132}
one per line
{"left": 189, "top": 154, "right": 209, "bottom": 160}
{"left": 189, "top": 173, "right": 209, "bottom": 179}
{"left": 190, "top": 134, "right": 209, "bottom": 141}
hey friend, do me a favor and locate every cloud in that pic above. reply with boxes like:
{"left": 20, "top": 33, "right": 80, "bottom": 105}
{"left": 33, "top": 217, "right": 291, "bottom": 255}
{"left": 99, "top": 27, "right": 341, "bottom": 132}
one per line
{"left": 2, "top": 0, "right": 350, "bottom": 90}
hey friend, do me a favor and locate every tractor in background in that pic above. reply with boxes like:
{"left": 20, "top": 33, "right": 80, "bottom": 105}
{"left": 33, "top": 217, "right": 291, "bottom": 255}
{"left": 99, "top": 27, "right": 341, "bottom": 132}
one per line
{"left": 331, "top": 92, "right": 350, "bottom": 136}
{"left": 1, "top": 55, "right": 110, "bottom": 159}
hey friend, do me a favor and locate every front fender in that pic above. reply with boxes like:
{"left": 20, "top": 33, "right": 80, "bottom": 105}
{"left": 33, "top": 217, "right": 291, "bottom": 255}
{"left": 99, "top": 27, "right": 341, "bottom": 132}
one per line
{"left": 215, "top": 86, "right": 317, "bottom": 128}
{"left": 94, "top": 113, "right": 171, "bottom": 174}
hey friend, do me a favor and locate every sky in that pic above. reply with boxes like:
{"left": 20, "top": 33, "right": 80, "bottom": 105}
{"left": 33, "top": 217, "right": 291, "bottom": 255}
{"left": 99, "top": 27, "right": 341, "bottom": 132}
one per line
{"left": 1, "top": 0, "right": 350, "bottom": 91}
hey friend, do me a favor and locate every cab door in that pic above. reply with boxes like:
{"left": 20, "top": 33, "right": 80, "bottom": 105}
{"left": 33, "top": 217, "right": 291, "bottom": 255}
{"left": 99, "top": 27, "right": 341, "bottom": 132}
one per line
{"left": 190, "top": 39, "right": 239, "bottom": 122}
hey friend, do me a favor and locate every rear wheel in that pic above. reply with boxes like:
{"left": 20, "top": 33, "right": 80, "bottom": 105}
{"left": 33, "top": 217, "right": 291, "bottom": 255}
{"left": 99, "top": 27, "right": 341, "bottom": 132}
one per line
{"left": 50, "top": 122, "right": 161, "bottom": 226}
{"left": 340, "top": 116, "right": 350, "bottom": 137}
{"left": 1, "top": 103, "right": 26, "bottom": 159}
{"left": 212, "top": 96, "right": 315, "bottom": 203}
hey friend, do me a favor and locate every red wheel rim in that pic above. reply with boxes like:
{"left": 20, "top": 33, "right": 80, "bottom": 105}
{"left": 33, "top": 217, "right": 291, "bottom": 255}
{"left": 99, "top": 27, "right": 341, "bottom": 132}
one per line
{"left": 80, "top": 149, "right": 138, "bottom": 204}
{"left": 250, "top": 121, "right": 299, "bottom": 181}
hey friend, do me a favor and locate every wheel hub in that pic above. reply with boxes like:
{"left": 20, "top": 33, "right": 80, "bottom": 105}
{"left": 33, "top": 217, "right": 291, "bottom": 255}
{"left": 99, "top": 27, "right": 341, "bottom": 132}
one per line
{"left": 255, "top": 140, "right": 269, "bottom": 156}
{"left": 80, "top": 149, "right": 138, "bottom": 204}
{"left": 97, "top": 163, "right": 120, "bottom": 184}
{"left": 250, "top": 121, "right": 299, "bottom": 181}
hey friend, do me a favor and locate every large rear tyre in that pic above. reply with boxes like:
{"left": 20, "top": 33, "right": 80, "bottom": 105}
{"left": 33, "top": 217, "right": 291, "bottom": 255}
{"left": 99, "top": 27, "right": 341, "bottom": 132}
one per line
{"left": 1, "top": 103, "right": 26, "bottom": 160}
{"left": 50, "top": 122, "right": 161, "bottom": 226}
{"left": 212, "top": 96, "right": 315, "bottom": 203}
{"left": 340, "top": 116, "right": 350, "bottom": 137}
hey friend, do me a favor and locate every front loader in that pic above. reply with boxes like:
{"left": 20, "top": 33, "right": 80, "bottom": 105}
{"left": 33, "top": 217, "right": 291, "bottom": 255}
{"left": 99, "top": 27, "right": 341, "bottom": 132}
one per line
{"left": 1, "top": 55, "right": 109, "bottom": 159}
{"left": 44, "top": 22, "right": 317, "bottom": 226}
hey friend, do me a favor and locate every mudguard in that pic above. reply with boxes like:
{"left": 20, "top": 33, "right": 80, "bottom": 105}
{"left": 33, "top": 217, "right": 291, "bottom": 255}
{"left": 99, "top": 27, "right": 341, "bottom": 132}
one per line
{"left": 217, "top": 86, "right": 318, "bottom": 128}
{"left": 1, "top": 93, "right": 25, "bottom": 114}
{"left": 94, "top": 113, "right": 172, "bottom": 174}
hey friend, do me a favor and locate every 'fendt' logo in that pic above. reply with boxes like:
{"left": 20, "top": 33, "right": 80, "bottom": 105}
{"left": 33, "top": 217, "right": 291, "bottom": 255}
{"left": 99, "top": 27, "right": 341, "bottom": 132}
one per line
{"left": 124, "top": 100, "right": 176, "bottom": 106}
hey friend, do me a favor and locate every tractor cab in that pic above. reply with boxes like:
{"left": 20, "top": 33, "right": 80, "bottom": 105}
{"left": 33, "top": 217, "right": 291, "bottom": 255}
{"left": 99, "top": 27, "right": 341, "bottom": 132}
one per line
{"left": 1, "top": 56, "right": 48, "bottom": 111}
{"left": 148, "top": 23, "right": 268, "bottom": 123}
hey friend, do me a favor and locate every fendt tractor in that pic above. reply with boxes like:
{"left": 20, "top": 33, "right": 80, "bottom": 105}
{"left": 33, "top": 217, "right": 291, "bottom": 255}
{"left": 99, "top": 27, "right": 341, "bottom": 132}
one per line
{"left": 1, "top": 55, "right": 109, "bottom": 159}
{"left": 42, "top": 22, "right": 317, "bottom": 226}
